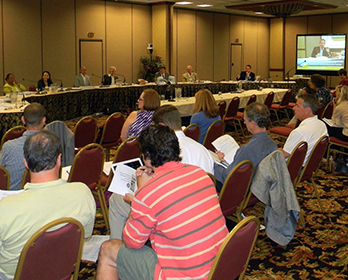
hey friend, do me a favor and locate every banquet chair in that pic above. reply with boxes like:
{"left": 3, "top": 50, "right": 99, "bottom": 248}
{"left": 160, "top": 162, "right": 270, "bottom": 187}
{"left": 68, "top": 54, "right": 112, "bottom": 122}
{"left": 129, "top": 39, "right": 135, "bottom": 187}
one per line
{"left": 264, "top": 91, "right": 275, "bottom": 109}
{"left": 74, "top": 116, "right": 98, "bottom": 154}
{"left": 270, "top": 89, "right": 292, "bottom": 124}
{"left": 326, "top": 137, "right": 348, "bottom": 172}
{"left": 0, "top": 166, "right": 10, "bottom": 190}
{"left": 297, "top": 136, "right": 329, "bottom": 213}
{"left": 1, "top": 126, "right": 26, "bottom": 149}
{"left": 219, "top": 160, "right": 254, "bottom": 222}
{"left": 68, "top": 143, "right": 109, "bottom": 230}
{"left": 322, "top": 101, "right": 333, "bottom": 119}
{"left": 99, "top": 112, "right": 125, "bottom": 161}
{"left": 269, "top": 119, "right": 301, "bottom": 144}
{"left": 223, "top": 97, "right": 241, "bottom": 136}
{"left": 20, "top": 169, "right": 30, "bottom": 189}
{"left": 316, "top": 104, "right": 325, "bottom": 120}
{"left": 218, "top": 100, "right": 226, "bottom": 119}
{"left": 101, "top": 136, "right": 141, "bottom": 206}
{"left": 235, "top": 94, "right": 257, "bottom": 137}
{"left": 203, "top": 120, "right": 225, "bottom": 151}
{"left": 184, "top": 124, "right": 201, "bottom": 142}
{"left": 207, "top": 216, "right": 260, "bottom": 280}
{"left": 14, "top": 217, "right": 84, "bottom": 280}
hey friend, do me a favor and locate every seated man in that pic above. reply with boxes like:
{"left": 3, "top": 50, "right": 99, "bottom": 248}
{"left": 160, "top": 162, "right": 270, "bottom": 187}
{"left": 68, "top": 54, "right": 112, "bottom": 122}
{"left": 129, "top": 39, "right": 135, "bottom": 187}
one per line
{"left": 0, "top": 103, "right": 46, "bottom": 190}
{"left": 75, "top": 66, "right": 91, "bottom": 87}
{"left": 214, "top": 102, "right": 277, "bottom": 190}
{"left": 237, "top": 64, "right": 255, "bottom": 81}
{"left": 109, "top": 104, "right": 215, "bottom": 240}
{"left": 97, "top": 125, "right": 228, "bottom": 280}
{"left": 102, "top": 66, "right": 118, "bottom": 85}
{"left": 311, "top": 39, "right": 331, "bottom": 58}
{"left": 182, "top": 65, "right": 199, "bottom": 82}
{"left": 279, "top": 94, "right": 328, "bottom": 165}
{"left": 0, "top": 130, "right": 96, "bottom": 280}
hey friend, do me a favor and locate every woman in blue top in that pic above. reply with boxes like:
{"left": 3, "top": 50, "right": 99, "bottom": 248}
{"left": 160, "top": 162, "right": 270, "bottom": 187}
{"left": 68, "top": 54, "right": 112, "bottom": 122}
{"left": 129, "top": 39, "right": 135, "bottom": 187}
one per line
{"left": 37, "top": 71, "right": 53, "bottom": 91}
{"left": 190, "top": 89, "right": 220, "bottom": 144}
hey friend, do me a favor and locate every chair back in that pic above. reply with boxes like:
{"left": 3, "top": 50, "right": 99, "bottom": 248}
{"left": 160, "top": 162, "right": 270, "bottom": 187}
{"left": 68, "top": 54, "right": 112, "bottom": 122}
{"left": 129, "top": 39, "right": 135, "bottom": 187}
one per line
{"left": 68, "top": 143, "right": 104, "bottom": 192}
{"left": 218, "top": 100, "right": 227, "bottom": 119}
{"left": 287, "top": 141, "right": 308, "bottom": 186}
{"left": 99, "top": 112, "right": 124, "bottom": 146}
{"left": 264, "top": 91, "right": 274, "bottom": 109}
{"left": 322, "top": 101, "right": 333, "bottom": 119}
{"left": 247, "top": 94, "right": 257, "bottom": 106}
{"left": 298, "top": 136, "right": 328, "bottom": 183}
{"left": 1, "top": 126, "right": 26, "bottom": 149}
{"left": 0, "top": 166, "right": 10, "bottom": 190}
{"left": 224, "top": 97, "right": 240, "bottom": 120}
{"left": 74, "top": 116, "right": 98, "bottom": 149}
{"left": 279, "top": 89, "right": 292, "bottom": 106}
{"left": 316, "top": 104, "right": 324, "bottom": 120}
{"left": 184, "top": 124, "right": 201, "bottom": 142}
{"left": 207, "top": 216, "right": 260, "bottom": 280}
{"left": 203, "top": 120, "right": 225, "bottom": 151}
{"left": 20, "top": 169, "right": 31, "bottom": 189}
{"left": 219, "top": 160, "right": 254, "bottom": 218}
{"left": 14, "top": 217, "right": 84, "bottom": 280}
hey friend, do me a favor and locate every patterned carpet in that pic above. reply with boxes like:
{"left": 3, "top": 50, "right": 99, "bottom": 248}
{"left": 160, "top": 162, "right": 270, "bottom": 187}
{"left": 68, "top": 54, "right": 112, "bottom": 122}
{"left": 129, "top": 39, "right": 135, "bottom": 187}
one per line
{"left": 74, "top": 116, "right": 348, "bottom": 280}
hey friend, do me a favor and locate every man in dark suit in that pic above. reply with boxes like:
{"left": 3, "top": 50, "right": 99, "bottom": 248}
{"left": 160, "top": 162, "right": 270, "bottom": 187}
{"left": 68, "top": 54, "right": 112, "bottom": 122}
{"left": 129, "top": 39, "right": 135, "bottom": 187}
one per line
{"left": 311, "top": 39, "right": 331, "bottom": 58}
{"left": 102, "top": 66, "right": 118, "bottom": 85}
{"left": 237, "top": 64, "right": 255, "bottom": 81}
{"left": 155, "top": 66, "right": 170, "bottom": 83}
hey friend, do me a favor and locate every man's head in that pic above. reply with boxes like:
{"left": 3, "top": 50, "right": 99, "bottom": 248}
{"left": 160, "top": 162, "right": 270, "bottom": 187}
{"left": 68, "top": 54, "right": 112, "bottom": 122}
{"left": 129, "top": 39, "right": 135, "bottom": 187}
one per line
{"left": 159, "top": 66, "right": 166, "bottom": 75}
{"left": 138, "top": 125, "right": 181, "bottom": 168}
{"left": 245, "top": 65, "right": 252, "bottom": 73}
{"left": 22, "top": 103, "right": 46, "bottom": 130}
{"left": 187, "top": 65, "right": 193, "bottom": 74}
{"left": 80, "top": 66, "right": 87, "bottom": 76}
{"left": 109, "top": 66, "right": 117, "bottom": 76}
{"left": 243, "top": 102, "right": 270, "bottom": 133}
{"left": 152, "top": 105, "right": 181, "bottom": 131}
{"left": 293, "top": 94, "right": 319, "bottom": 121}
{"left": 338, "top": 68, "right": 347, "bottom": 79}
{"left": 309, "top": 74, "right": 325, "bottom": 90}
{"left": 319, "top": 39, "right": 326, "bottom": 49}
{"left": 23, "top": 130, "right": 62, "bottom": 173}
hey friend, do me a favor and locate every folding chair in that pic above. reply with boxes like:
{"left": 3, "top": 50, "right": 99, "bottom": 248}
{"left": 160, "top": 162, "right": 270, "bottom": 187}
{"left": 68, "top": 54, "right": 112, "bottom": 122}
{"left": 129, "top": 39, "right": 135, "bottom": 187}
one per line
{"left": 203, "top": 120, "right": 225, "bottom": 151}
{"left": 1, "top": 126, "right": 26, "bottom": 149}
{"left": 218, "top": 100, "right": 226, "bottom": 119}
{"left": 0, "top": 166, "right": 10, "bottom": 190}
{"left": 74, "top": 116, "right": 98, "bottom": 154}
{"left": 270, "top": 89, "right": 292, "bottom": 124}
{"left": 183, "top": 124, "right": 201, "bottom": 142}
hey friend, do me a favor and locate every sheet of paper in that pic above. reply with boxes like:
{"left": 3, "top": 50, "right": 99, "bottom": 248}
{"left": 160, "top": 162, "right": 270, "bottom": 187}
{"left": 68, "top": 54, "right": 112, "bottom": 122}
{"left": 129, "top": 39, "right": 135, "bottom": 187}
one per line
{"left": 82, "top": 235, "right": 110, "bottom": 262}
{"left": 322, "top": 118, "right": 341, "bottom": 128}
{"left": 212, "top": 134, "right": 240, "bottom": 164}
{"left": 103, "top": 161, "right": 113, "bottom": 176}
{"left": 0, "top": 190, "right": 24, "bottom": 201}
{"left": 209, "top": 150, "right": 229, "bottom": 169}
{"left": 108, "top": 164, "right": 137, "bottom": 196}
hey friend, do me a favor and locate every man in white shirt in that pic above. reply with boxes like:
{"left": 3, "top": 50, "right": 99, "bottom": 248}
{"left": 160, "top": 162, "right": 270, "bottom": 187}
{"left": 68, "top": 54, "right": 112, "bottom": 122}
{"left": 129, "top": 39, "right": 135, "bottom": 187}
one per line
{"left": 279, "top": 94, "right": 328, "bottom": 165}
{"left": 102, "top": 66, "right": 118, "bottom": 85}
{"left": 75, "top": 66, "right": 91, "bottom": 87}
{"left": 108, "top": 104, "right": 214, "bottom": 239}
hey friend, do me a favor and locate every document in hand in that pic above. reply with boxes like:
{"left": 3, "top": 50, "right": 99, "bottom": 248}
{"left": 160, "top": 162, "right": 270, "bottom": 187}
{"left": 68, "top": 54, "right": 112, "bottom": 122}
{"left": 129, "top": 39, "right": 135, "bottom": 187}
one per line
{"left": 108, "top": 158, "right": 143, "bottom": 196}
{"left": 210, "top": 134, "right": 240, "bottom": 167}
{"left": 322, "top": 118, "right": 341, "bottom": 128}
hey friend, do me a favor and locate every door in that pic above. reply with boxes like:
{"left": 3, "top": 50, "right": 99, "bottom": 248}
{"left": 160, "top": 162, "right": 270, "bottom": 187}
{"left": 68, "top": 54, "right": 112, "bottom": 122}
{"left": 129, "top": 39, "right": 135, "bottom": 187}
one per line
{"left": 79, "top": 40, "right": 103, "bottom": 86}
{"left": 230, "top": 44, "right": 243, "bottom": 81}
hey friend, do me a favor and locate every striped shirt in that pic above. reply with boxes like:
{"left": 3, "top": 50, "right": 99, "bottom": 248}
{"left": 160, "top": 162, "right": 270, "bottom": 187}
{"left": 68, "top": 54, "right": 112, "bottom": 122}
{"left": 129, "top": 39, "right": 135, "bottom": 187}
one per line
{"left": 128, "top": 110, "right": 155, "bottom": 138}
{"left": 123, "top": 161, "right": 228, "bottom": 280}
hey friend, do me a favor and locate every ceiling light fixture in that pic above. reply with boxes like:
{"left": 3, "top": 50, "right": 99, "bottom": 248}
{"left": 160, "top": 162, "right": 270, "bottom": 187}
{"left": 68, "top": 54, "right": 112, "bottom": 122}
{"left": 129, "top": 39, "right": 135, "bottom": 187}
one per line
{"left": 197, "top": 4, "right": 213, "bottom": 8}
{"left": 175, "top": 1, "right": 193, "bottom": 5}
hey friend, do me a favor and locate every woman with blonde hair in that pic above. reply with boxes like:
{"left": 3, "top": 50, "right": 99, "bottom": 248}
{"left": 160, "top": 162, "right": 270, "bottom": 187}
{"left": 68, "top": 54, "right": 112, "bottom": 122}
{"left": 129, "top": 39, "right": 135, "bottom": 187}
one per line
{"left": 190, "top": 89, "right": 220, "bottom": 143}
{"left": 327, "top": 85, "right": 348, "bottom": 142}
{"left": 121, "top": 89, "right": 160, "bottom": 140}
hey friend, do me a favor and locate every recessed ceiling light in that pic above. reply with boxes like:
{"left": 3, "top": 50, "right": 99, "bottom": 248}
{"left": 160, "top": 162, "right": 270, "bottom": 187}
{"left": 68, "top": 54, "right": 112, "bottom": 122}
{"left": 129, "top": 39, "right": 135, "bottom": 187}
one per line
{"left": 197, "top": 4, "right": 213, "bottom": 8}
{"left": 176, "top": 1, "right": 193, "bottom": 5}
{"left": 254, "top": 11, "right": 264, "bottom": 14}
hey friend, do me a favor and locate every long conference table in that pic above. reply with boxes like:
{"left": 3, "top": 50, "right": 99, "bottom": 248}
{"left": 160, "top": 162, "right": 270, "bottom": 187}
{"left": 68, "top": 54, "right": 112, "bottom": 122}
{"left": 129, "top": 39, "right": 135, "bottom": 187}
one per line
{"left": 0, "top": 81, "right": 296, "bottom": 139}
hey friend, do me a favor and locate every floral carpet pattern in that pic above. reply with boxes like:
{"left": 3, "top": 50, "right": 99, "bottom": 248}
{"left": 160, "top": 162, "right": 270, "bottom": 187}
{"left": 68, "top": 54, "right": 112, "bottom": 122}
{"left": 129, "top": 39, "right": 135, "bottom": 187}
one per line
{"left": 71, "top": 116, "right": 348, "bottom": 280}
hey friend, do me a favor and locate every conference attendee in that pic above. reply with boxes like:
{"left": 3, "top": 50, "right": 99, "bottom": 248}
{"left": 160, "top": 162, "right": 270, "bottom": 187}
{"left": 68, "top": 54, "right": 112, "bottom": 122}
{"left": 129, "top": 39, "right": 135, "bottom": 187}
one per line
{"left": 308, "top": 74, "right": 332, "bottom": 106}
{"left": 237, "top": 64, "right": 255, "bottom": 81}
{"left": 120, "top": 89, "right": 160, "bottom": 141}
{"left": 326, "top": 85, "right": 348, "bottom": 142}
{"left": 109, "top": 104, "right": 215, "bottom": 240}
{"left": 3, "top": 73, "right": 26, "bottom": 95}
{"left": 279, "top": 94, "right": 328, "bottom": 165}
{"left": 155, "top": 65, "right": 170, "bottom": 81}
{"left": 37, "top": 70, "right": 53, "bottom": 91}
{"left": 182, "top": 65, "right": 199, "bottom": 82}
{"left": 75, "top": 66, "right": 91, "bottom": 87}
{"left": 214, "top": 102, "right": 277, "bottom": 189}
{"left": 338, "top": 68, "right": 348, "bottom": 86}
{"left": 190, "top": 89, "right": 221, "bottom": 143}
{"left": 97, "top": 125, "right": 228, "bottom": 280}
{"left": 311, "top": 39, "right": 331, "bottom": 58}
{"left": 102, "top": 66, "right": 118, "bottom": 85}
{"left": 0, "top": 103, "right": 46, "bottom": 190}
{"left": 0, "top": 130, "right": 96, "bottom": 280}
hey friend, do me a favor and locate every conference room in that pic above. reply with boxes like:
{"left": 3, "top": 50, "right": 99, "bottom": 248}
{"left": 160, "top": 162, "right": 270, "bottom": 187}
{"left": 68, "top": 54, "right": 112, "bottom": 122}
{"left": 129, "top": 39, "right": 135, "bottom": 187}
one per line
{"left": 1, "top": 0, "right": 348, "bottom": 279}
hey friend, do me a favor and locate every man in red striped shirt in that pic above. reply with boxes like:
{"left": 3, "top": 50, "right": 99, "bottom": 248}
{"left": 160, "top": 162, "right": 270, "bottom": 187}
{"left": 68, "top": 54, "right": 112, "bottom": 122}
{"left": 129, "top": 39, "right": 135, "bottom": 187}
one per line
{"left": 97, "top": 125, "right": 228, "bottom": 280}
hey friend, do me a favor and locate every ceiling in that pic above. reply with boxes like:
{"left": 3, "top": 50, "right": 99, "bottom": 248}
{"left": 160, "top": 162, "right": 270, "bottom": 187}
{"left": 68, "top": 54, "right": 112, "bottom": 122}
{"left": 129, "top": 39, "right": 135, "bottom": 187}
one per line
{"left": 110, "top": 0, "right": 348, "bottom": 17}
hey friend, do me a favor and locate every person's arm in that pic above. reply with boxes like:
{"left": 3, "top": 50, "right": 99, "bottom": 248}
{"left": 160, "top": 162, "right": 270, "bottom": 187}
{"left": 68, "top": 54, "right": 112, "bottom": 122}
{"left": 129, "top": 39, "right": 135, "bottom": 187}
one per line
{"left": 278, "top": 148, "right": 290, "bottom": 159}
{"left": 120, "top": 111, "right": 137, "bottom": 141}
{"left": 311, "top": 47, "right": 318, "bottom": 58}
{"left": 250, "top": 72, "right": 255, "bottom": 81}
{"left": 17, "top": 83, "right": 26, "bottom": 92}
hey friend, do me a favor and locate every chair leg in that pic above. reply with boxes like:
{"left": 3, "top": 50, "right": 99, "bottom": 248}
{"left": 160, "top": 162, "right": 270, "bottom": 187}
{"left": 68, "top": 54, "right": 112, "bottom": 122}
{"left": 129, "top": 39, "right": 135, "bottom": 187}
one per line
{"left": 97, "top": 189, "right": 110, "bottom": 231}
{"left": 311, "top": 177, "right": 325, "bottom": 213}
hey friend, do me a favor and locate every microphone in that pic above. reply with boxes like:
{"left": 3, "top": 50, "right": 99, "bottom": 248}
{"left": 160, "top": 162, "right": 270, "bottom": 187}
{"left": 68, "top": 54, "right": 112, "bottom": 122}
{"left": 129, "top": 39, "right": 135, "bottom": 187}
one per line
{"left": 285, "top": 67, "right": 296, "bottom": 81}
{"left": 116, "top": 73, "right": 126, "bottom": 84}
{"left": 53, "top": 79, "right": 63, "bottom": 87}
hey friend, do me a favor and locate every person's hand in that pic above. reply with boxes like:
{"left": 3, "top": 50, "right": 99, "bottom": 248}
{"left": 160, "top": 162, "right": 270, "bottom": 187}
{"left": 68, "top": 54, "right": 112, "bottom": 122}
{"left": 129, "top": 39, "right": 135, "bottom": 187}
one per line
{"left": 123, "top": 193, "right": 134, "bottom": 205}
{"left": 136, "top": 166, "right": 154, "bottom": 188}
{"left": 216, "top": 150, "right": 225, "bottom": 162}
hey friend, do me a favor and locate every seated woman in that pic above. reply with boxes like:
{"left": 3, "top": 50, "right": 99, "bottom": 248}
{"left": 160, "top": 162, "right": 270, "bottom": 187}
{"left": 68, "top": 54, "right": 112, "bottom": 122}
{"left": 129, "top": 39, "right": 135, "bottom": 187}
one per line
{"left": 326, "top": 85, "right": 348, "bottom": 142}
{"left": 120, "top": 89, "right": 160, "bottom": 141}
{"left": 190, "top": 89, "right": 221, "bottom": 144}
{"left": 37, "top": 71, "right": 53, "bottom": 91}
{"left": 308, "top": 74, "right": 332, "bottom": 107}
{"left": 3, "top": 73, "right": 26, "bottom": 95}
